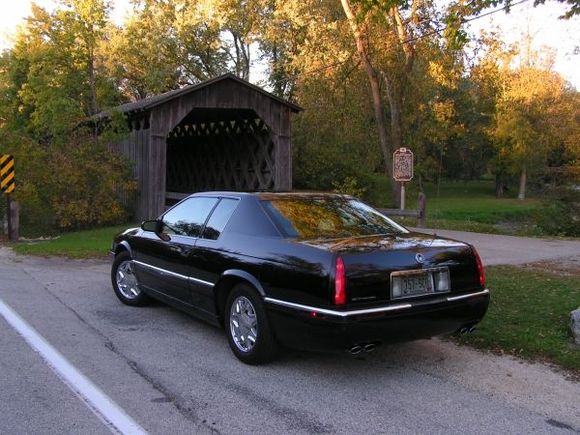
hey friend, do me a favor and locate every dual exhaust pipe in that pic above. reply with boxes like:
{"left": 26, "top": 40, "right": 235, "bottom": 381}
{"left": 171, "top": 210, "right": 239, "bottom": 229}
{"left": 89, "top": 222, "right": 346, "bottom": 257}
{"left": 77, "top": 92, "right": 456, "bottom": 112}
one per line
{"left": 348, "top": 342, "right": 379, "bottom": 355}
{"left": 348, "top": 326, "right": 476, "bottom": 355}
{"left": 458, "top": 325, "right": 477, "bottom": 335}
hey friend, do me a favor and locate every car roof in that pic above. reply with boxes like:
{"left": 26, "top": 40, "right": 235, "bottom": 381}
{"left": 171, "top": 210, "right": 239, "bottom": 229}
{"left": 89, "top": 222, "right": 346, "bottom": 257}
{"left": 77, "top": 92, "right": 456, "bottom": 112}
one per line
{"left": 191, "top": 191, "right": 353, "bottom": 200}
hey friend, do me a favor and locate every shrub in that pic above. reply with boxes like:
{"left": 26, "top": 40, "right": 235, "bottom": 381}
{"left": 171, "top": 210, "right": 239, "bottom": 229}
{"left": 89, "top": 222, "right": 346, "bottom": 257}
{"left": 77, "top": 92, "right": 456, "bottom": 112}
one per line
{"left": 2, "top": 126, "right": 136, "bottom": 237}
{"left": 536, "top": 185, "right": 580, "bottom": 237}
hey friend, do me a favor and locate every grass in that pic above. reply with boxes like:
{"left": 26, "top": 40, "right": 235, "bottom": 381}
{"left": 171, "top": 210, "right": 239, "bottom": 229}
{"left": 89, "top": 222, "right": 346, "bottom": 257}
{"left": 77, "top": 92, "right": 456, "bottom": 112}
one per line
{"left": 373, "top": 178, "right": 546, "bottom": 235}
{"left": 456, "top": 265, "right": 580, "bottom": 374}
{"left": 422, "top": 181, "right": 542, "bottom": 224}
{"left": 12, "top": 224, "right": 134, "bottom": 258}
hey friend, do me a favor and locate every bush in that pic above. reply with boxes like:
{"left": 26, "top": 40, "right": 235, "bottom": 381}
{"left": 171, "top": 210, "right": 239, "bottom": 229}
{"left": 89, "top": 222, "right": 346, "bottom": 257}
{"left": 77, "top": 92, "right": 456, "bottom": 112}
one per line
{"left": 535, "top": 186, "right": 580, "bottom": 237}
{"left": 3, "top": 126, "right": 136, "bottom": 237}
{"left": 332, "top": 176, "right": 367, "bottom": 198}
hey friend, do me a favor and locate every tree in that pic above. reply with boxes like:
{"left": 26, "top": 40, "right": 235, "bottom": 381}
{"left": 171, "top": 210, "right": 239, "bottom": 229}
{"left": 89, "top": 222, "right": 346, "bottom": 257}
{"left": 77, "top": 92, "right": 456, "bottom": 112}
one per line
{"left": 0, "top": 1, "right": 134, "bottom": 235}
{"left": 492, "top": 58, "right": 571, "bottom": 199}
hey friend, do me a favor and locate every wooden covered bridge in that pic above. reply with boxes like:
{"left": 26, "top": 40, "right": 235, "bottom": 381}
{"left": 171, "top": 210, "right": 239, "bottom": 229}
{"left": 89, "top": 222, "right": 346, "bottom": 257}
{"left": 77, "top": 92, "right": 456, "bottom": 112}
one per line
{"left": 105, "top": 74, "right": 301, "bottom": 220}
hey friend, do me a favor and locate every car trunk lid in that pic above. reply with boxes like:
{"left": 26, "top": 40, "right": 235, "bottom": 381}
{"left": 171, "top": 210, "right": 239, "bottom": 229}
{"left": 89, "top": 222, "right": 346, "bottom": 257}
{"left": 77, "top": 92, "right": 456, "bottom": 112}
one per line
{"left": 301, "top": 232, "right": 480, "bottom": 305}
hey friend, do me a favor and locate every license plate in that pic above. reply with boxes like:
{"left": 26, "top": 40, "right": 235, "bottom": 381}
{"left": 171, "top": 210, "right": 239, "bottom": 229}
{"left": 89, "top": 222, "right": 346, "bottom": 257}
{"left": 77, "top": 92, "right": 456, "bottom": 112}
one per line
{"left": 401, "top": 274, "right": 433, "bottom": 296}
{"left": 391, "top": 271, "right": 435, "bottom": 299}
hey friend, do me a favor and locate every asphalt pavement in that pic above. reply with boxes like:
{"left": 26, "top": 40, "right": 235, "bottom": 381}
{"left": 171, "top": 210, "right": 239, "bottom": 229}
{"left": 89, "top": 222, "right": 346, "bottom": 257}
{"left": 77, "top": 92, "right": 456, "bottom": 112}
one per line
{"left": 0, "top": 231, "right": 579, "bottom": 434}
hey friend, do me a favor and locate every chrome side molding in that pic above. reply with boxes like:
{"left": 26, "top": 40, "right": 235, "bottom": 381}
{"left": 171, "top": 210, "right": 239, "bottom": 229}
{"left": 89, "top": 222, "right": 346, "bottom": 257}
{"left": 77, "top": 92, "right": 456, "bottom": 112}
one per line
{"left": 132, "top": 260, "right": 215, "bottom": 288}
{"left": 446, "top": 289, "right": 489, "bottom": 302}
{"left": 265, "top": 288, "right": 489, "bottom": 318}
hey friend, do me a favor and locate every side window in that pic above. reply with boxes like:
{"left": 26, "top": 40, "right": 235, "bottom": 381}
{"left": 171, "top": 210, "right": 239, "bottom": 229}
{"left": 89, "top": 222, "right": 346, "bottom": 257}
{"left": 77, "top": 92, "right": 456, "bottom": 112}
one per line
{"left": 162, "top": 197, "right": 218, "bottom": 237}
{"left": 202, "top": 198, "right": 239, "bottom": 240}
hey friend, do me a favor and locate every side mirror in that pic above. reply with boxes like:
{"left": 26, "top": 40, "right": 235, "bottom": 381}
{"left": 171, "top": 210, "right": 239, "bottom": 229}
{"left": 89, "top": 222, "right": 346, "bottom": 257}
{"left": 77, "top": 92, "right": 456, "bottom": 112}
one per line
{"left": 141, "top": 220, "right": 171, "bottom": 241}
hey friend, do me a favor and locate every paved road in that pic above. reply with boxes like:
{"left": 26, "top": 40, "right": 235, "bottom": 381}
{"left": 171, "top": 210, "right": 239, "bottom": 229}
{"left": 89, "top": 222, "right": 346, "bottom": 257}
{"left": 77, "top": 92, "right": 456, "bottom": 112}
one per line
{"left": 412, "top": 228, "right": 580, "bottom": 266}
{"left": 0, "top": 243, "right": 579, "bottom": 434}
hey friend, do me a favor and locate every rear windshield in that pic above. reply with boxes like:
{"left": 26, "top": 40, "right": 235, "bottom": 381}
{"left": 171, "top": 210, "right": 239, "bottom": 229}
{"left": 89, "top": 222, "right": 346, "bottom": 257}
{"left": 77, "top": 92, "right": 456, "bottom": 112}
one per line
{"left": 261, "top": 197, "right": 408, "bottom": 239}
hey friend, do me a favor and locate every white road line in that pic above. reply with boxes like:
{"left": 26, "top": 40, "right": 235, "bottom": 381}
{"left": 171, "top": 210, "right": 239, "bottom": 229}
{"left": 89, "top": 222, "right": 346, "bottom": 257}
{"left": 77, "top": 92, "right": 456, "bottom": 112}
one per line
{"left": 0, "top": 298, "right": 148, "bottom": 435}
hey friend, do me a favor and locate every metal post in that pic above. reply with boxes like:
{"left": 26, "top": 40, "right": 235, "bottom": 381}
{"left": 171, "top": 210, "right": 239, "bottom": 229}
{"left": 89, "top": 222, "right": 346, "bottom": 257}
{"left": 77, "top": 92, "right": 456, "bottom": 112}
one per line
{"left": 417, "top": 191, "right": 426, "bottom": 228}
{"left": 6, "top": 194, "right": 10, "bottom": 238}
{"left": 7, "top": 194, "right": 18, "bottom": 242}
{"left": 400, "top": 182, "right": 405, "bottom": 211}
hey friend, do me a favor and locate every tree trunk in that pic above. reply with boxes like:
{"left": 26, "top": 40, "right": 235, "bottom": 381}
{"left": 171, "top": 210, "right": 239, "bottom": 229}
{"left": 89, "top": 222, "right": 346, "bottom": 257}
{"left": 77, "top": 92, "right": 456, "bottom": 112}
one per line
{"left": 495, "top": 173, "right": 504, "bottom": 198}
{"left": 384, "top": 75, "right": 403, "bottom": 151}
{"left": 518, "top": 165, "right": 527, "bottom": 200}
{"left": 88, "top": 47, "right": 98, "bottom": 117}
{"left": 340, "top": 0, "right": 398, "bottom": 206}
{"left": 383, "top": 76, "right": 404, "bottom": 206}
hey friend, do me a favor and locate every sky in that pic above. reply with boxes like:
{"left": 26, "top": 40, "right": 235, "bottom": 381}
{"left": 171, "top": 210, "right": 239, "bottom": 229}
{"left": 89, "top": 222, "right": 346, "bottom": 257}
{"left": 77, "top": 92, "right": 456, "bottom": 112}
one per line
{"left": 0, "top": 0, "right": 578, "bottom": 88}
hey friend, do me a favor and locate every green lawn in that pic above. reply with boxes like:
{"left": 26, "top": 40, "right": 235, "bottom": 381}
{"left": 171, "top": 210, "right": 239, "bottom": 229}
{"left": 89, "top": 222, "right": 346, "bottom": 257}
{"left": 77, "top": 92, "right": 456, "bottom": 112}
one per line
{"left": 423, "top": 181, "right": 542, "bottom": 224}
{"left": 374, "top": 179, "right": 545, "bottom": 235}
{"left": 12, "top": 224, "right": 134, "bottom": 258}
{"left": 456, "top": 265, "right": 580, "bottom": 374}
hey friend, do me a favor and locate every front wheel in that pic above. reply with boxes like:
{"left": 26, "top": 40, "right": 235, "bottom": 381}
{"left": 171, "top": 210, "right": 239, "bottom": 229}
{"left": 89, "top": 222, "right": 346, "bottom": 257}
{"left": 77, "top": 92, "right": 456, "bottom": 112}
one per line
{"left": 225, "top": 284, "right": 277, "bottom": 364}
{"left": 111, "top": 251, "right": 149, "bottom": 306}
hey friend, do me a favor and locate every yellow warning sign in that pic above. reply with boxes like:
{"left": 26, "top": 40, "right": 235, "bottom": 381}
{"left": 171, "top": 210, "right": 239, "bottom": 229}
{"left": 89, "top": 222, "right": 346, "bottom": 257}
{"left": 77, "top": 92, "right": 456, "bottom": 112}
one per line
{"left": 0, "top": 154, "right": 15, "bottom": 194}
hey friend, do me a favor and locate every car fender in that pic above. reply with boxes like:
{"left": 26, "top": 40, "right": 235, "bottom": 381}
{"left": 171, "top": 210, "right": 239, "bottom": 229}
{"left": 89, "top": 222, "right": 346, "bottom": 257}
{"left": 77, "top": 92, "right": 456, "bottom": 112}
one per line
{"left": 219, "top": 269, "right": 266, "bottom": 297}
{"left": 115, "top": 240, "right": 133, "bottom": 258}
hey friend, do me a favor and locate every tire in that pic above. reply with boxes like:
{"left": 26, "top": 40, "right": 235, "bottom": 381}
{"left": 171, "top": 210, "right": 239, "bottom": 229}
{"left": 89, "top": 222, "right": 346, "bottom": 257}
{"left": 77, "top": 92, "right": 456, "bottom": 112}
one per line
{"left": 225, "top": 283, "right": 278, "bottom": 365}
{"left": 111, "top": 251, "right": 149, "bottom": 306}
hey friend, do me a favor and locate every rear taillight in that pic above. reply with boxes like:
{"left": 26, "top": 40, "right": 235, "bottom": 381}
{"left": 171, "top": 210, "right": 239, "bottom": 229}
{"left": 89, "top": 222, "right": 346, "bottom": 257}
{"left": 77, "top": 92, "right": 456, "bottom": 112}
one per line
{"left": 334, "top": 257, "right": 346, "bottom": 305}
{"left": 473, "top": 247, "right": 486, "bottom": 288}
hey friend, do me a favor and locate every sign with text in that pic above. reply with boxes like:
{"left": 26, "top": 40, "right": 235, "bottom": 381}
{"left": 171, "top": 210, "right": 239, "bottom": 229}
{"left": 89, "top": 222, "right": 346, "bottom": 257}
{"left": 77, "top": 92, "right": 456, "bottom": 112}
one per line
{"left": 393, "top": 148, "right": 414, "bottom": 182}
{"left": 0, "top": 154, "right": 15, "bottom": 194}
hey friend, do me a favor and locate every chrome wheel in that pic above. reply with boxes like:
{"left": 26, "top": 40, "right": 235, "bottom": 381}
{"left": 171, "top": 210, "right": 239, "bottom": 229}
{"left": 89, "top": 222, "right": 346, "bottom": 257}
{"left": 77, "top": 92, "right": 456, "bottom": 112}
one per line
{"left": 115, "top": 260, "right": 140, "bottom": 300}
{"left": 229, "top": 296, "right": 258, "bottom": 352}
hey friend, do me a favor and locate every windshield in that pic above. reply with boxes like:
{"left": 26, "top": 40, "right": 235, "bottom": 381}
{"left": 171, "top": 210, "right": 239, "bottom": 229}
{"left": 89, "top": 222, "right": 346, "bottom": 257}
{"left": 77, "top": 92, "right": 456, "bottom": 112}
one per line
{"left": 261, "top": 196, "right": 408, "bottom": 239}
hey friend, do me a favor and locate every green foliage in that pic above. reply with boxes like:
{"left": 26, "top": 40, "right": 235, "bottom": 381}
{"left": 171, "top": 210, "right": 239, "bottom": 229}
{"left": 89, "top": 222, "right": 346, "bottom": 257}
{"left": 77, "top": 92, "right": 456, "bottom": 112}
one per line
{"left": 332, "top": 176, "right": 367, "bottom": 198}
{"left": 1, "top": 126, "right": 136, "bottom": 237}
{"left": 0, "top": 0, "right": 136, "bottom": 236}
{"left": 457, "top": 265, "right": 580, "bottom": 373}
{"left": 535, "top": 186, "right": 580, "bottom": 237}
{"left": 0, "top": 0, "right": 578, "bottom": 239}
{"left": 292, "top": 71, "right": 383, "bottom": 199}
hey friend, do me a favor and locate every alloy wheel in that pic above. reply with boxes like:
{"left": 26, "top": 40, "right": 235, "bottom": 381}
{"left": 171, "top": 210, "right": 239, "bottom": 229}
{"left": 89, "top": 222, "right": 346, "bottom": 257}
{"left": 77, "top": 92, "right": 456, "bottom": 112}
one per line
{"left": 116, "top": 260, "right": 141, "bottom": 300}
{"left": 229, "top": 296, "right": 258, "bottom": 352}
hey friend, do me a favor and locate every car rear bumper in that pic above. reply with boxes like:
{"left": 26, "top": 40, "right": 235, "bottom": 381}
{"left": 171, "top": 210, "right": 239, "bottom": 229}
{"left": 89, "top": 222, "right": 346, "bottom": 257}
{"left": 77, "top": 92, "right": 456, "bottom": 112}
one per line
{"left": 265, "top": 289, "right": 490, "bottom": 352}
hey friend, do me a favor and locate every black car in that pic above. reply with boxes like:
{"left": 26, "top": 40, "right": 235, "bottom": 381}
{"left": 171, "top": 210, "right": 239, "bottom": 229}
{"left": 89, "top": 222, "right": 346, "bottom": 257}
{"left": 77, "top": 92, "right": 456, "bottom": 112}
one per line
{"left": 111, "top": 192, "right": 489, "bottom": 364}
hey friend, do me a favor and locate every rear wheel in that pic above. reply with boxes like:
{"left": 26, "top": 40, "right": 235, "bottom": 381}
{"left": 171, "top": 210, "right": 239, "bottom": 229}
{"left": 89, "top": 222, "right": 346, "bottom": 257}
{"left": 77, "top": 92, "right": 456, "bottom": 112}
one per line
{"left": 111, "top": 251, "right": 149, "bottom": 306}
{"left": 225, "top": 284, "right": 277, "bottom": 364}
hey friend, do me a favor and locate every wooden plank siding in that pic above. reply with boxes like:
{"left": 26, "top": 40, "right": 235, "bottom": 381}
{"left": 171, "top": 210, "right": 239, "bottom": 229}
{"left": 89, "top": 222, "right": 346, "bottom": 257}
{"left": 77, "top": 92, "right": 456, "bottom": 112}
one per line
{"left": 108, "top": 75, "right": 301, "bottom": 220}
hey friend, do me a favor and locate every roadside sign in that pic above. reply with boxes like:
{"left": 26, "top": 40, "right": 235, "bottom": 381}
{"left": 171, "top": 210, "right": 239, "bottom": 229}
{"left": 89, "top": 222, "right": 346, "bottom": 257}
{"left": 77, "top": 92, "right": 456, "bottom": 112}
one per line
{"left": 0, "top": 154, "right": 15, "bottom": 194}
{"left": 393, "top": 148, "right": 414, "bottom": 182}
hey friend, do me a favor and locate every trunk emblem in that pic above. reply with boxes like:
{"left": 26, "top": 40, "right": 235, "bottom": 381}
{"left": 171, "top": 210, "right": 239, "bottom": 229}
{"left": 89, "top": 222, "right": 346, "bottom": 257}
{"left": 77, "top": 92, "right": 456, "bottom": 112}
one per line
{"left": 415, "top": 253, "right": 425, "bottom": 264}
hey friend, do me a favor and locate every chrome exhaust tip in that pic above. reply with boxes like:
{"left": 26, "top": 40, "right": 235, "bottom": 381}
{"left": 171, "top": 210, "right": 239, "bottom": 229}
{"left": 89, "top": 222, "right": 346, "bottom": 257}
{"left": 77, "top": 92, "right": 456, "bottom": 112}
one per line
{"left": 363, "top": 343, "right": 377, "bottom": 353}
{"left": 349, "top": 345, "right": 363, "bottom": 355}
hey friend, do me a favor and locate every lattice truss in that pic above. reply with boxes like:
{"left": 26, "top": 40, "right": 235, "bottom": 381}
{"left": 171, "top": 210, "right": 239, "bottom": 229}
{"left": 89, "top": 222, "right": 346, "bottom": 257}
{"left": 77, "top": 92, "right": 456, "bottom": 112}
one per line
{"left": 166, "top": 117, "right": 275, "bottom": 193}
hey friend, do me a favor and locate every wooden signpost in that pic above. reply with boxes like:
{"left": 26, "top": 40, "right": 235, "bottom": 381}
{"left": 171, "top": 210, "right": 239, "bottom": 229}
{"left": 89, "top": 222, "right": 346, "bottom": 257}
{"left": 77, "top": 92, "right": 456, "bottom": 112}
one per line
{"left": 393, "top": 147, "right": 414, "bottom": 210}
{"left": 0, "top": 154, "right": 18, "bottom": 241}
